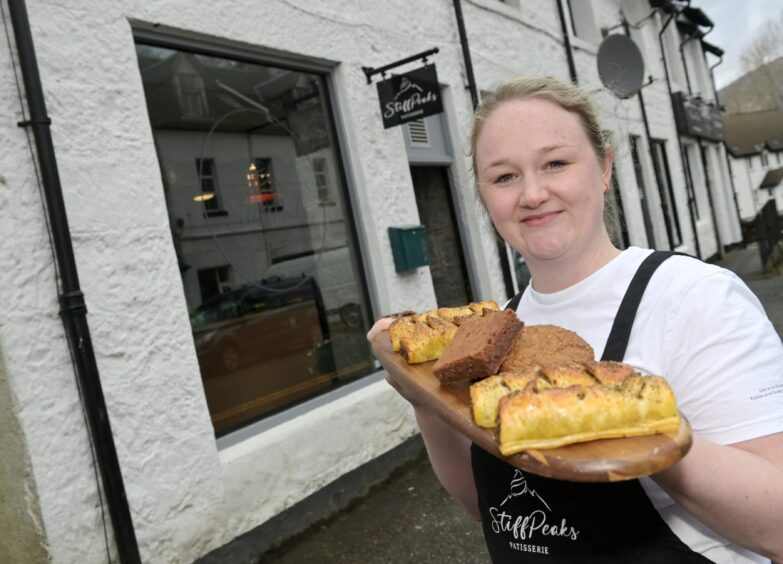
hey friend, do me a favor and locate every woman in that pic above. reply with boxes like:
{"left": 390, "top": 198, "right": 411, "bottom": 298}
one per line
{"left": 369, "top": 76, "right": 783, "bottom": 562}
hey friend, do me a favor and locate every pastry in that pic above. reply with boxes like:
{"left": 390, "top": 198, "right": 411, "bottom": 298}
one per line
{"left": 388, "top": 301, "right": 500, "bottom": 363}
{"left": 471, "top": 363, "right": 618, "bottom": 428}
{"left": 470, "top": 369, "right": 539, "bottom": 428}
{"left": 432, "top": 309, "right": 524, "bottom": 383}
{"left": 497, "top": 373, "right": 680, "bottom": 454}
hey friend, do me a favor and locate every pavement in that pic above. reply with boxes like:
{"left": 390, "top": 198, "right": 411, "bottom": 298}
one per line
{"left": 258, "top": 243, "right": 783, "bottom": 564}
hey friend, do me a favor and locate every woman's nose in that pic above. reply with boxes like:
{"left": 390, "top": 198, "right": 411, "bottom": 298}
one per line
{"left": 518, "top": 176, "right": 549, "bottom": 208}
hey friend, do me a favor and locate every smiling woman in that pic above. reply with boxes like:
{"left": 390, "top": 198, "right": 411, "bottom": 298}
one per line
{"left": 369, "top": 75, "right": 783, "bottom": 563}
{"left": 471, "top": 79, "right": 617, "bottom": 293}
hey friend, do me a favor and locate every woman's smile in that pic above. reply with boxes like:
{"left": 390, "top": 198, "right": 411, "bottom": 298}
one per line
{"left": 521, "top": 210, "right": 562, "bottom": 226}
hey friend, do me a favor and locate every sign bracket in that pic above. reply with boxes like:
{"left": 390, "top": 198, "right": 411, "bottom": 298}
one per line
{"left": 362, "top": 47, "right": 439, "bottom": 85}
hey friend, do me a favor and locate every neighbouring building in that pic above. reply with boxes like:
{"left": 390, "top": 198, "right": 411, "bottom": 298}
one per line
{"left": 720, "top": 58, "right": 783, "bottom": 227}
{"left": 0, "top": 1, "right": 741, "bottom": 562}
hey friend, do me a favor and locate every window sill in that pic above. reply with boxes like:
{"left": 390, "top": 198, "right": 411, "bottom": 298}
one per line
{"left": 204, "top": 209, "right": 229, "bottom": 218}
{"left": 216, "top": 369, "right": 387, "bottom": 451}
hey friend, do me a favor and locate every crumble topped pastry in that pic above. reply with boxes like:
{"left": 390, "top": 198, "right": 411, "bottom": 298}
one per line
{"left": 388, "top": 301, "right": 500, "bottom": 364}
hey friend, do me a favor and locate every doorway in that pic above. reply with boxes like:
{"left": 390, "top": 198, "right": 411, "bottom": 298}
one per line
{"left": 409, "top": 166, "right": 472, "bottom": 307}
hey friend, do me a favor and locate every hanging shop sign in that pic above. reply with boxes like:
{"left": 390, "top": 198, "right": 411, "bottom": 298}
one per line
{"left": 376, "top": 65, "right": 443, "bottom": 129}
{"left": 362, "top": 48, "right": 443, "bottom": 129}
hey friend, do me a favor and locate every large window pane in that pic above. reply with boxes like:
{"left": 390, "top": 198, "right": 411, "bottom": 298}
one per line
{"left": 136, "top": 43, "right": 374, "bottom": 435}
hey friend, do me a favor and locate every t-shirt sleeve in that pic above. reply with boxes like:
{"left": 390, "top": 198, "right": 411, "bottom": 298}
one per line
{"left": 665, "top": 270, "right": 783, "bottom": 445}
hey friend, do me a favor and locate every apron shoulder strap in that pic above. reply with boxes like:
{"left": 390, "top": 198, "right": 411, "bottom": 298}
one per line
{"left": 504, "top": 290, "right": 524, "bottom": 312}
{"left": 601, "top": 250, "right": 690, "bottom": 362}
{"left": 505, "top": 250, "right": 692, "bottom": 361}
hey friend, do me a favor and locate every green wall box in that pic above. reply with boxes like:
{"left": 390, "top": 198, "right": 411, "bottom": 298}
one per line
{"left": 388, "top": 225, "right": 429, "bottom": 272}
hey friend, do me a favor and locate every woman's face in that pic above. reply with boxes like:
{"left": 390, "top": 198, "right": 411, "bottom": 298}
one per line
{"left": 475, "top": 97, "right": 613, "bottom": 267}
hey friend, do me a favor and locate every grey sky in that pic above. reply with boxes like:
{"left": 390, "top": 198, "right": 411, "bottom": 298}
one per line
{"left": 691, "top": 0, "right": 783, "bottom": 89}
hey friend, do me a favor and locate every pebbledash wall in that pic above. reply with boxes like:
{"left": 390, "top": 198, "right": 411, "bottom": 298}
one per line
{"left": 0, "top": 1, "right": 740, "bottom": 562}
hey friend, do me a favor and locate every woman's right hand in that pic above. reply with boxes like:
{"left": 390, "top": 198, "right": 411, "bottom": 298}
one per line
{"left": 366, "top": 317, "right": 422, "bottom": 407}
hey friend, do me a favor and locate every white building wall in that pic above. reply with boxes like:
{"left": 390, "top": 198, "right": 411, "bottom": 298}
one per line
{"left": 0, "top": 0, "right": 745, "bottom": 562}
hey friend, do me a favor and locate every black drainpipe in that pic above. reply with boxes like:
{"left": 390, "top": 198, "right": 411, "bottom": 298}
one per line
{"left": 657, "top": 8, "right": 702, "bottom": 258}
{"left": 556, "top": 0, "right": 579, "bottom": 84}
{"left": 7, "top": 1, "right": 141, "bottom": 562}
{"left": 452, "top": 0, "right": 515, "bottom": 298}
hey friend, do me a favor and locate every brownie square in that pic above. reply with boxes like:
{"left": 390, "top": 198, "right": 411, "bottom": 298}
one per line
{"left": 432, "top": 309, "right": 524, "bottom": 383}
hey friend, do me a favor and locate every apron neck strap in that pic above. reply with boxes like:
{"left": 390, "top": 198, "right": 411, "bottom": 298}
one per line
{"left": 504, "top": 250, "right": 690, "bottom": 362}
{"left": 601, "top": 250, "right": 686, "bottom": 361}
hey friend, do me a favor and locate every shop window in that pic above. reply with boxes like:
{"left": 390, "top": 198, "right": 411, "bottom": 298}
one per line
{"left": 136, "top": 42, "right": 374, "bottom": 436}
{"left": 650, "top": 139, "right": 682, "bottom": 249}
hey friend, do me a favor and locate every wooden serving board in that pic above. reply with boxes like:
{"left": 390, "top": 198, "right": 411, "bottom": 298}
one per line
{"left": 372, "top": 331, "right": 692, "bottom": 482}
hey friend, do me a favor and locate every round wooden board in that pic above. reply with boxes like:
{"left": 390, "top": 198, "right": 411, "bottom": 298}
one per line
{"left": 372, "top": 332, "right": 692, "bottom": 482}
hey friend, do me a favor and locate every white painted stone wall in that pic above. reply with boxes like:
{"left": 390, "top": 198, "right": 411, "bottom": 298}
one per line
{"left": 0, "top": 1, "right": 742, "bottom": 562}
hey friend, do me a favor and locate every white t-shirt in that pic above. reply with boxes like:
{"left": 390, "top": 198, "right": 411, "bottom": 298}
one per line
{"left": 514, "top": 247, "right": 783, "bottom": 563}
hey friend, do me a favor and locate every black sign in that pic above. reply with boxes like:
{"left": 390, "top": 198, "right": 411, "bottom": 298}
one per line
{"left": 671, "top": 92, "right": 724, "bottom": 142}
{"left": 376, "top": 65, "right": 443, "bottom": 129}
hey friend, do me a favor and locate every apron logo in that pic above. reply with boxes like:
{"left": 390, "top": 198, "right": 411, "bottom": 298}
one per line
{"left": 489, "top": 470, "right": 580, "bottom": 542}
{"left": 501, "top": 470, "right": 551, "bottom": 510}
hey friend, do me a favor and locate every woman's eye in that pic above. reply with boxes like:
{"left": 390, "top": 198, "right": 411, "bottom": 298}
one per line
{"left": 547, "top": 160, "right": 566, "bottom": 170}
{"left": 495, "top": 173, "right": 515, "bottom": 184}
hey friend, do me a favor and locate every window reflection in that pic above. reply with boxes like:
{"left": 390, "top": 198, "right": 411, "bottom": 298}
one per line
{"left": 136, "top": 43, "right": 374, "bottom": 435}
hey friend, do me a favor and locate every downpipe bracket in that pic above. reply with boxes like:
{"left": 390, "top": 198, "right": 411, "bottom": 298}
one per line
{"left": 59, "top": 290, "right": 88, "bottom": 316}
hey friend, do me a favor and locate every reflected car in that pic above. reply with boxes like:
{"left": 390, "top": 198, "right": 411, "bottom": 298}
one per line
{"left": 261, "top": 247, "right": 365, "bottom": 329}
{"left": 190, "top": 276, "right": 328, "bottom": 374}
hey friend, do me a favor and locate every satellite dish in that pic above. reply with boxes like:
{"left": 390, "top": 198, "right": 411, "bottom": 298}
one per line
{"left": 597, "top": 34, "right": 645, "bottom": 99}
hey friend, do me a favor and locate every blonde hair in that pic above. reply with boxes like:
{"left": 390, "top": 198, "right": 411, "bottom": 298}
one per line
{"left": 470, "top": 76, "right": 623, "bottom": 246}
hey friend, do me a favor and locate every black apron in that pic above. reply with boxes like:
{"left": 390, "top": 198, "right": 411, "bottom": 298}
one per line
{"left": 471, "top": 251, "right": 711, "bottom": 563}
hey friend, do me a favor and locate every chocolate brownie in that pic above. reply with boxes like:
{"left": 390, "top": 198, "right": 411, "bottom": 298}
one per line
{"left": 432, "top": 309, "right": 524, "bottom": 383}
